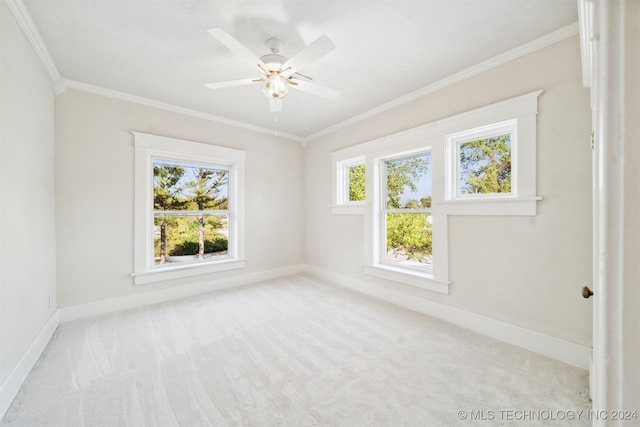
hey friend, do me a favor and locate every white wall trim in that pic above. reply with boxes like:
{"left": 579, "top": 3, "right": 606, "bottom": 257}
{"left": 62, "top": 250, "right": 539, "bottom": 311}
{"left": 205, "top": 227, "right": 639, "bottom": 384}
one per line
{"left": 132, "top": 132, "right": 248, "bottom": 285}
{"left": 577, "top": 0, "right": 594, "bottom": 88}
{"left": 4, "top": 0, "right": 61, "bottom": 82}
{"left": 0, "top": 311, "right": 59, "bottom": 420}
{"left": 59, "top": 265, "right": 305, "bottom": 322}
{"left": 59, "top": 79, "right": 304, "bottom": 143}
{"left": 304, "top": 22, "right": 578, "bottom": 143}
{"left": 303, "top": 264, "right": 591, "bottom": 370}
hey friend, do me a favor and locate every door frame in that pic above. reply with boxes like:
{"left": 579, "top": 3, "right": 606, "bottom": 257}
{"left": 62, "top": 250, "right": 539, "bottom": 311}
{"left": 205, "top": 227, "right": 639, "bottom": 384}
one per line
{"left": 579, "top": 0, "right": 640, "bottom": 420}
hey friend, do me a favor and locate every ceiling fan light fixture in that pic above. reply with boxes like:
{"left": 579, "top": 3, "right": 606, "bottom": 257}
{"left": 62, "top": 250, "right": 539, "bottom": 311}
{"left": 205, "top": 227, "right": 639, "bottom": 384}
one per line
{"left": 206, "top": 28, "right": 339, "bottom": 111}
{"left": 262, "top": 73, "right": 288, "bottom": 99}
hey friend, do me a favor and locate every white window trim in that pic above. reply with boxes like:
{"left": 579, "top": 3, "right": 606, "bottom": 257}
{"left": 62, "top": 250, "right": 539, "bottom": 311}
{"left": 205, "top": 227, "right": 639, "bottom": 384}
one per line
{"left": 439, "top": 92, "right": 542, "bottom": 216}
{"left": 365, "top": 144, "right": 449, "bottom": 294}
{"left": 334, "top": 90, "right": 542, "bottom": 294}
{"left": 133, "top": 132, "right": 246, "bottom": 285}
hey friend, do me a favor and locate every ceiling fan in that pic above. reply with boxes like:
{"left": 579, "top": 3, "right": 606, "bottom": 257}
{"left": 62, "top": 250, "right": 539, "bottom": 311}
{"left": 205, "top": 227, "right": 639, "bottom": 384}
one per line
{"left": 205, "top": 28, "right": 340, "bottom": 112}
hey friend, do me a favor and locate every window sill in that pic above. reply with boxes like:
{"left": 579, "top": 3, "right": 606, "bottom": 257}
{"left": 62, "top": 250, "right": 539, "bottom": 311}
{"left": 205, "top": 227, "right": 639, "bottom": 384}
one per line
{"left": 364, "top": 264, "right": 450, "bottom": 295}
{"left": 330, "top": 203, "right": 368, "bottom": 215}
{"left": 133, "top": 258, "right": 247, "bottom": 285}
{"left": 435, "top": 196, "right": 542, "bottom": 216}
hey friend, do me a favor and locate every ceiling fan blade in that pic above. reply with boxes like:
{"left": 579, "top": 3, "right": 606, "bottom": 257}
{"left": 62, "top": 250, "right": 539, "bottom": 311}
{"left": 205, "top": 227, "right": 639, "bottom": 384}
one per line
{"left": 292, "top": 71, "right": 312, "bottom": 81}
{"left": 269, "top": 98, "right": 283, "bottom": 112}
{"left": 289, "top": 79, "right": 340, "bottom": 100}
{"left": 282, "top": 35, "right": 335, "bottom": 76}
{"left": 205, "top": 78, "right": 260, "bottom": 90}
{"left": 207, "top": 27, "right": 265, "bottom": 69}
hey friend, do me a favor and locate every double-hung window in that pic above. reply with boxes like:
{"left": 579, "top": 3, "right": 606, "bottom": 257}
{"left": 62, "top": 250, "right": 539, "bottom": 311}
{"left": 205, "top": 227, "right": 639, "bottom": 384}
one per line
{"left": 366, "top": 146, "right": 447, "bottom": 294}
{"left": 153, "top": 159, "right": 230, "bottom": 265}
{"left": 134, "top": 132, "right": 246, "bottom": 285}
{"left": 381, "top": 151, "right": 433, "bottom": 270}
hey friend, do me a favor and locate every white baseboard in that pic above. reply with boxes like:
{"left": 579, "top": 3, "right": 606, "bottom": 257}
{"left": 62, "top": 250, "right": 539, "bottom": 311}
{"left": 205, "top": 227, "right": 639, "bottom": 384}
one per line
{"left": 303, "top": 264, "right": 591, "bottom": 370}
{"left": 0, "top": 310, "right": 59, "bottom": 419}
{"left": 1, "top": 263, "right": 589, "bottom": 421}
{"left": 59, "top": 264, "right": 305, "bottom": 322}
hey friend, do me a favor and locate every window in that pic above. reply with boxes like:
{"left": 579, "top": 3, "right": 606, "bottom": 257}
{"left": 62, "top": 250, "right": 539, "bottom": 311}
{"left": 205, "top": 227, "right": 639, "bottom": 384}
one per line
{"left": 331, "top": 153, "right": 367, "bottom": 214}
{"left": 134, "top": 132, "right": 246, "bottom": 285}
{"left": 336, "top": 156, "right": 366, "bottom": 205}
{"left": 347, "top": 163, "right": 366, "bottom": 202}
{"left": 442, "top": 92, "right": 541, "bottom": 215}
{"left": 382, "top": 152, "right": 432, "bottom": 270}
{"left": 366, "top": 146, "right": 447, "bottom": 294}
{"left": 447, "top": 120, "right": 516, "bottom": 200}
{"left": 337, "top": 91, "right": 541, "bottom": 294}
{"left": 153, "top": 159, "right": 229, "bottom": 266}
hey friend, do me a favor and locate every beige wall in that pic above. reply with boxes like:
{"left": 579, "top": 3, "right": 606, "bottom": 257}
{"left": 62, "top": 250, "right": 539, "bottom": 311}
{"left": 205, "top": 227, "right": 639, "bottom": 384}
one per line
{"left": 0, "top": 2, "right": 57, "bottom": 385}
{"left": 304, "top": 35, "right": 593, "bottom": 346}
{"left": 55, "top": 90, "right": 305, "bottom": 306}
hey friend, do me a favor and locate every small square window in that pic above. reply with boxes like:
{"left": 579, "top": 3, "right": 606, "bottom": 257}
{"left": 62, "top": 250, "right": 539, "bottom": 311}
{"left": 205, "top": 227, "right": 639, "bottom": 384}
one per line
{"left": 447, "top": 119, "right": 517, "bottom": 200}
{"left": 457, "top": 132, "right": 512, "bottom": 197}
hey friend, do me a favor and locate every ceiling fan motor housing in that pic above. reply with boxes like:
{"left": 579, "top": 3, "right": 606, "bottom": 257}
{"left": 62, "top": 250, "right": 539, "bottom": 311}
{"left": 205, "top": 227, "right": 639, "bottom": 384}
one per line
{"left": 261, "top": 37, "right": 286, "bottom": 71}
{"left": 260, "top": 53, "right": 287, "bottom": 71}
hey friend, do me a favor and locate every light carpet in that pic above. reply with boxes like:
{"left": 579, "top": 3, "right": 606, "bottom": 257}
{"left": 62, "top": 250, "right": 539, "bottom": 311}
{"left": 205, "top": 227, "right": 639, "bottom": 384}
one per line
{"left": 1, "top": 275, "right": 590, "bottom": 426}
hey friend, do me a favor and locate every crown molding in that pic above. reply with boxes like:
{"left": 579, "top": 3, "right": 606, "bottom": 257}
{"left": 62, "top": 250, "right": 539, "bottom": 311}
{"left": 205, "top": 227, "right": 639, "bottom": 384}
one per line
{"left": 6, "top": 0, "right": 578, "bottom": 146}
{"left": 5, "top": 0, "right": 61, "bottom": 82}
{"left": 303, "top": 22, "right": 579, "bottom": 143}
{"left": 5, "top": 0, "right": 302, "bottom": 143}
{"left": 60, "top": 79, "right": 304, "bottom": 143}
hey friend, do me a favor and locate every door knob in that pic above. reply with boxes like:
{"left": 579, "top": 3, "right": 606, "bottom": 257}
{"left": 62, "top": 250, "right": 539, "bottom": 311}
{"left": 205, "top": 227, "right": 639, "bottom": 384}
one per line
{"left": 582, "top": 286, "right": 594, "bottom": 299}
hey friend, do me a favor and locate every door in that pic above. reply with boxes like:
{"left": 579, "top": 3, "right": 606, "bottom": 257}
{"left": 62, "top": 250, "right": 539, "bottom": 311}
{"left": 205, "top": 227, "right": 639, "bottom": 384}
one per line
{"left": 584, "top": 0, "right": 640, "bottom": 423}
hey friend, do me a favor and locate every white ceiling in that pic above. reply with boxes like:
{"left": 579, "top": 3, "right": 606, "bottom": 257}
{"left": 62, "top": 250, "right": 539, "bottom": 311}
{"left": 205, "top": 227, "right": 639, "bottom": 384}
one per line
{"left": 21, "top": 0, "right": 578, "bottom": 141}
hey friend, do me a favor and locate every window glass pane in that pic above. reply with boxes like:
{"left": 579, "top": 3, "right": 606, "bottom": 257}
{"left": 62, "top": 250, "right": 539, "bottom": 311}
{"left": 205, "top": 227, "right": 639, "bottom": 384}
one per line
{"left": 458, "top": 133, "right": 512, "bottom": 195}
{"left": 348, "top": 164, "right": 366, "bottom": 202}
{"left": 385, "top": 213, "right": 432, "bottom": 267}
{"left": 385, "top": 154, "right": 432, "bottom": 209}
{"left": 154, "top": 214, "right": 229, "bottom": 265}
{"left": 153, "top": 160, "right": 229, "bottom": 211}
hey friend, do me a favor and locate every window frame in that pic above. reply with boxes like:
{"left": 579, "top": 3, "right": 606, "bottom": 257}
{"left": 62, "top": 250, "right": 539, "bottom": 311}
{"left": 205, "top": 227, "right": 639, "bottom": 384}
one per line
{"left": 152, "top": 158, "right": 231, "bottom": 266}
{"left": 447, "top": 119, "right": 517, "bottom": 200}
{"left": 365, "top": 142, "right": 449, "bottom": 295}
{"left": 133, "top": 132, "right": 246, "bottom": 285}
{"left": 379, "top": 150, "right": 433, "bottom": 273}
{"left": 331, "top": 150, "right": 368, "bottom": 214}
{"left": 339, "top": 156, "right": 366, "bottom": 205}
{"left": 440, "top": 93, "right": 541, "bottom": 216}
